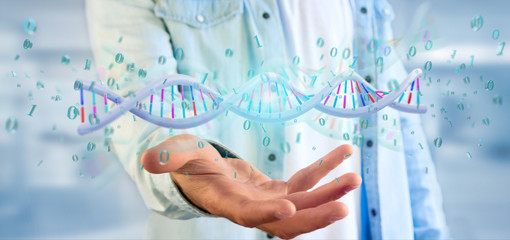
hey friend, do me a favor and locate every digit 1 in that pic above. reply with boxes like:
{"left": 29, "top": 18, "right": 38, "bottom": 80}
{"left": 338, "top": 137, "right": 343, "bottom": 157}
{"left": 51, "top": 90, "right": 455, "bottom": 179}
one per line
{"left": 28, "top": 104, "right": 37, "bottom": 116}
{"left": 201, "top": 73, "right": 208, "bottom": 84}
{"left": 497, "top": 42, "right": 505, "bottom": 56}
{"left": 254, "top": 35, "right": 262, "bottom": 48}
{"left": 310, "top": 76, "right": 317, "bottom": 87}
{"left": 470, "top": 55, "right": 474, "bottom": 66}
{"left": 376, "top": 57, "right": 383, "bottom": 73}
{"left": 422, "top": 30, "right": 430, "bottom": 41}
{"left": 349, "top": 56, "right": 358, "bottom": 68}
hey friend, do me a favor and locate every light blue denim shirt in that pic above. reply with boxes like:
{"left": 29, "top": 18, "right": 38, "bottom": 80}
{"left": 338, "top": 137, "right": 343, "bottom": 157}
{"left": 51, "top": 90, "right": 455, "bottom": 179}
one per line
{"left": 86, "top": 0, "right": 449, "bottom": 239}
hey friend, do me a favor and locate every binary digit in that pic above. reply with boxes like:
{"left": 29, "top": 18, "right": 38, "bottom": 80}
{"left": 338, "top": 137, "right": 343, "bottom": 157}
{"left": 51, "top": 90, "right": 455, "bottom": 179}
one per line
{"left": 482, "top": 118, "right": 490, "bottom": 126}
{"left": 319, "top": 118, "right": 326, "bottom": 126}
{"left": 384, "top": 46, "right": 391, "bottom": 56}
{"left": 492, "top": 29, "right": 500, "bottom": 40}
{"left": 263, "top": 136, "right": 270, "bottom": 147}
{"left": 84, "top": 59, "right": 91, "bottom": 70}
{"left": 292, "top": 56, "right": 300, "bottom": 65}
{"left": 23, "top": 39, "right": 33, "bottom": 49}
{"left": 243, "top": 120, "right": 251, "bottom": 130}
{"left": 174, "top": 47, "right": 184, "bottom": 61}
{"left": 342, "top": 48, "right": 351, "bottom": 59}
{"left": 485, "top": 80, "right": 494, "bottom": 91}
{"left": 74, "top": 80, "right": 83, "bottom": 90}
{"left": 115, "top": 53, "right": 124, "bottom": 63}
{"left": 434, "top": 137, "right": 442, "bottom": 148}
{"left": 497, "top": 42, "right": 505, "bottom": 56}
{"left": 158, "top": 55, "right": 166, "bottom": 65}
{"left": 5, "top": 117, "right": 18, "bottom": 134}
{"left": 281, "top": 141, "right": 291, "bottom": 153}
{"left": 87, "top": 142, "right": 96, "bottom": 152}
{"left": 425, "top": 40, "right": 433, "bottom": 50}
{"left": 343, "top": 133, "right": 350, "bottom": 141}
{"left": 61, "top": 55, "right": 70, "bottom": 65}
{"left": 330, "top": 47, "right": 338, "bottom": 57}
{"left": 24, "top": 18, "right": 37, "bottom": 34}
{"left": 28, "top": 105, "right": 36, "bottom": 116}
{"left": 159, "top": 149, "right": 169, "bottom": 165}
{"left": 225, "top": 48, "right": 234, "bottom": 58}
{"left": 424, "top": 61, "right": 432, "bottom": 71}
{"left": 470, "top": 15, "right": 483, "bottom": 31}
{"left": 138, "top": 68, "right": 147, "bottom": 78}
{"left": 408, "top": 46, "right": 416, "bottom": 57}
{"left": 316, "top": 38, "right": 324, "bottom": 47}
{"left": 107, "top": 77, "right": 115, "bottom": 88}
{"left": 67, "top": 106, "right": 79, "bottom": 120}
{"left": 253, "top": 35, "right": 262, "bottom": 48}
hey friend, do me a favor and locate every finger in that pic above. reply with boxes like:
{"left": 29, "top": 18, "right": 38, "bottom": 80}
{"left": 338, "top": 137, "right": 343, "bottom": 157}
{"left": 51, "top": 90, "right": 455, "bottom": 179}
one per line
{"left": 194, "top": 178, "right": 296, "bottom": 228}
{"left": 287, "top": 144, "right": 353, "bottom": 193}
{"left": 258, "top": 201, "right": 349, "bottom": 240}
{"left": 142, "top": 134, "right": 221, "bottom": 173}
{"left": 235, "top": 198, "right": 297, "bottom": 228}
{"left": 285, "top": 172, "right": 362, "bottom": 210}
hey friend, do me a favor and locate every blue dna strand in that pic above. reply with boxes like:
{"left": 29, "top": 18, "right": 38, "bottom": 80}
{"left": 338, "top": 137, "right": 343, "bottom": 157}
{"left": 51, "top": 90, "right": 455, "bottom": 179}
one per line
{"left": 75, "top": 68, "right": 425, "bottom": 135}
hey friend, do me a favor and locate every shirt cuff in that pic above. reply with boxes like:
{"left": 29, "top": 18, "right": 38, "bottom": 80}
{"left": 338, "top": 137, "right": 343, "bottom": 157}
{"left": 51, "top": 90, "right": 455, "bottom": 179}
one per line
{"left": 163, "top": 171, "right": 217, "bottom": 218}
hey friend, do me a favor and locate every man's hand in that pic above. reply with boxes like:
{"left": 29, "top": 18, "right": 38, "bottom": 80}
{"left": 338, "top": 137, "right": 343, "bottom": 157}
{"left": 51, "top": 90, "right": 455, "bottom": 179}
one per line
{"left": 142, "top": 134, "right": 361, "bottom": 239}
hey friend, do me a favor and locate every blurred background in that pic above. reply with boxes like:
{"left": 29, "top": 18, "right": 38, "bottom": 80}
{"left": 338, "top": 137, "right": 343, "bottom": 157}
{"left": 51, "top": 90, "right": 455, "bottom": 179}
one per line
{"left": 0, "top": 0, "right": 509, "bottom": 239}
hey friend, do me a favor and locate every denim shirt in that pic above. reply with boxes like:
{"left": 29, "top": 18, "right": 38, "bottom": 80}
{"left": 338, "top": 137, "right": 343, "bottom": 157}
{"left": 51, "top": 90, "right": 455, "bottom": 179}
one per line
{"left": 86, "top": 0, "right": 449, "bottom": 239}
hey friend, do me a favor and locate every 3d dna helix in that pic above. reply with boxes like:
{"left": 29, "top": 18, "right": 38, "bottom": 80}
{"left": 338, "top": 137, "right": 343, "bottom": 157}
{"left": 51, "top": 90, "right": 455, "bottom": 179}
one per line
{"left": 75, "top": 68, "right": 425, "bottom": 135}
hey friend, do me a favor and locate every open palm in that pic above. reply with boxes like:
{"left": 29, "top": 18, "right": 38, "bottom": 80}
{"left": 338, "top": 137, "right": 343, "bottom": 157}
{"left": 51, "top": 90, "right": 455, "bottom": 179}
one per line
{"left": 142, "top": 134, "right": 361, "bottom": 239}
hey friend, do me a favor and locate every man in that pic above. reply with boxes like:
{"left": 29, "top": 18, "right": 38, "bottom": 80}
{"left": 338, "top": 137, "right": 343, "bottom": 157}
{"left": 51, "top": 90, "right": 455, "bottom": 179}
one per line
{"left": 86, "top": 0, "right": 448, "bottom": 239}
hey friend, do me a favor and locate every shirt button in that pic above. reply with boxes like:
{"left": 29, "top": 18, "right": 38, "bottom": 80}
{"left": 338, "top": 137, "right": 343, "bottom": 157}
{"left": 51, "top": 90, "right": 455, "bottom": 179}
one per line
{"left": 268, "top": 153, "right": 276, "bottom": 161}
{"left": 360, "top": 7, "right": 367, "bottom": 14}
{"left": 196, "top": 14, "right": 205, "bottom": 23}
{"left": 366, "top": 140, "right": 373, "bottom": 147}
{"left": 263, "top": 12, "right": 270, "bottom": 19}
{"left": 371, "top": 208, "right": 377, "bottom": 216}
{"left": 365, "top": 75, "right": 372, "bottom": 83}
{"left": 384, "top": 8, "right": 391, "bottom": 16}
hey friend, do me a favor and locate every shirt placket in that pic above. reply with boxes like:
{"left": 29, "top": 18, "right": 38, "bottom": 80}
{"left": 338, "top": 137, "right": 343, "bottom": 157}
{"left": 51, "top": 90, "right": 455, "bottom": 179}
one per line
{"left": 244, "top": 0, "right": 287, "bottom": 239}
{"left": 353, "top": 0, "right": 382, "bottom": 239}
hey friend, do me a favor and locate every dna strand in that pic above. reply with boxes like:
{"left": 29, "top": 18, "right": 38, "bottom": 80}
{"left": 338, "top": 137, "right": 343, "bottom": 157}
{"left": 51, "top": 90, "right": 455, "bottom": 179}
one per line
{"left": 75, "top": 68, "right": 425, "bottom": 135}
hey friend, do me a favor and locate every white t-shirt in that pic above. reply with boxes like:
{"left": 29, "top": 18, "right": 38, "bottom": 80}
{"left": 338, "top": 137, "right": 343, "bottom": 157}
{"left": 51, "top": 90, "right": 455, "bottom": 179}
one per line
{"left": 277, "top": 1, "right": 361, "bottom": 239}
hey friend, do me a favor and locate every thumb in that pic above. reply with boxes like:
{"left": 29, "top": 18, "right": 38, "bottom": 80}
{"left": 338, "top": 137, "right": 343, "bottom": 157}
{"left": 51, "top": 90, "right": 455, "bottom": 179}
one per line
{"left": 141, "top": 134, "right": 219, "bottom": 173}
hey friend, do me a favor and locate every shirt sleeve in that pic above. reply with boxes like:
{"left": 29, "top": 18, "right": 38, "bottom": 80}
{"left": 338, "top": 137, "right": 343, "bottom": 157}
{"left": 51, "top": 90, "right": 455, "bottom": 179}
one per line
{"left": 378, "top": 60, "right": 449, "bottom": 238}
{"left": 371, "top": 0, "right": 450, "bottom": 237}
{"left": 85, "top": 0, "right": 215, "bottom": 219}
{"left": 379, "top": 35, "right": 450, "bottom": 240}
{"left": 400, "top": 112, "right": 450, "bottom": 239}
